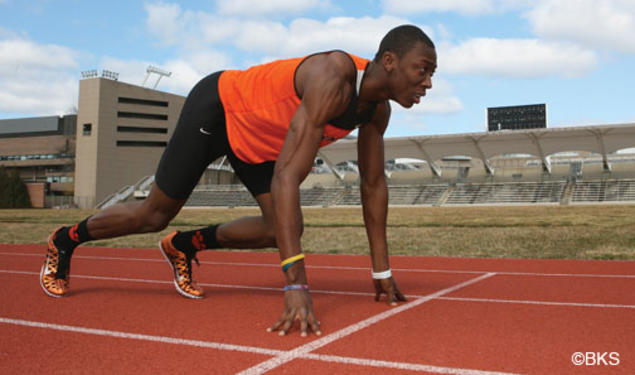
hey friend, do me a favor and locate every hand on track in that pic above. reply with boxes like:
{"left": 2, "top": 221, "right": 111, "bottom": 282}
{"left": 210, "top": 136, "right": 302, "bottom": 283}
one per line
{"left": 374, "top": 277, "right": 407, "bottom": 306}
{"left": 267, "top": 289, "right": 321, "bottom": 337}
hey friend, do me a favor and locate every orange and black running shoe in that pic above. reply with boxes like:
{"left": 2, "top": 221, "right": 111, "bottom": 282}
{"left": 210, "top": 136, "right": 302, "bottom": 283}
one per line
{"left": 40, "top": 227, "right": 71, "bottom": 298}
{"left": 159, "top": 232, "right": 204, "bottom": 299}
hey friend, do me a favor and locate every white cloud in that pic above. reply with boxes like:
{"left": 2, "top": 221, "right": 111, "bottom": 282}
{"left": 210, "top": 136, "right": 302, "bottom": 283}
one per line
{"left": 439, "top": 38, "right": 597, "bottom": 78}
{"left": 144, "top": 2, "right": 205, "bottom": 49}
{"left": 392, "top": 77, "right": 463, "bottom": 115}
{"left": 0, "top": 36, "right": 79, "bottom": 115}
{"left": 216, "top": 0, "right": 325, "bottom": 16}
{"left": 215, "top": 15, "right": 425, "bottom": 58}
{"left": 382, "top": 0, "right": 531, "bottom": 16}
{"left": 0, "top": 38, "right": 77, "bottom": 73}
{"left": 145, "top": 5, "right": 426, "bottom": 60}
{"left": 144, "top": 3, "right": 434, "bottom": 62}
{"left": 526, "top": 0, "right": 635, "bottom": 54}
{"left": 100, "top": 50, "right": 231, "bottom": 96}
{"left": 144, "top": 2, "right": 184, "bottom": 45}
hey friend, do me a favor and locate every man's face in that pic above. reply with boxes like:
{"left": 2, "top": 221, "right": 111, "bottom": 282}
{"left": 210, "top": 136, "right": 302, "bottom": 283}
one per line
{"left": 384, "top": 42, "right": 437, "bottom": 108}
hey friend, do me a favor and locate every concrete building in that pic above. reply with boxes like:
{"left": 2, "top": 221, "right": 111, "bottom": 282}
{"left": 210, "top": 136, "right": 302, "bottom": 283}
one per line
{"left": 0, "top": 115, "right": 76, "bottom": 206}
{"left": 74, "top": 76, "right": 185, "bottom": 208}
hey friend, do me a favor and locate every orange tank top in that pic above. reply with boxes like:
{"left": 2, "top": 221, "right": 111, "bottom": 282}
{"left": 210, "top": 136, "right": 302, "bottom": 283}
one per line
{"left": 218, "top": 52, "right": 371, "bottom": 164}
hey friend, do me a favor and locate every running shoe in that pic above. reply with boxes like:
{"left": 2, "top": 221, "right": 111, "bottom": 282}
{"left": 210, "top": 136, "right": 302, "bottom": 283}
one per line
{"left": 40, "top": 227, "right": 71, "bottom": 298}
{"left": 159, "top": 231, "right": 204, "bottom": 299}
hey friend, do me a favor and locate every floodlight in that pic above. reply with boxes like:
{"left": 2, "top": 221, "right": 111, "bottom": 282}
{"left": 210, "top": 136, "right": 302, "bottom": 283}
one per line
{"left": 142, "top": 65, "right": 172, "bottom": 89}
{"left": 101, "top": 70, "right": 120, "bottom": 81}
{"left": 81, "top": 70, "right": 98, "bottom": 79}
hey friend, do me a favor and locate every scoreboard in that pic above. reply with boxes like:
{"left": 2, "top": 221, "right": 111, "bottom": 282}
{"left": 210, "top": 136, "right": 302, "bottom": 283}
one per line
{"left": 487, "top": 104, "right": 547, "bottom": 131}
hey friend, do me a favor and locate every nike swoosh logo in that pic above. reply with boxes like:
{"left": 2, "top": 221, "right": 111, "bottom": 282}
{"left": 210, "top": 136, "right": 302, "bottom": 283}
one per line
{"left": 199, "top": 127, "right": 212, "bottom": 135}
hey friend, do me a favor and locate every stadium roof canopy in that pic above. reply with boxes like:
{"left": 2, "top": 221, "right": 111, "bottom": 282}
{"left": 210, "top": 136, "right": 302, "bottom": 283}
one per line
{"left": 319, "top": 122, "right": 635, "bottom": 176}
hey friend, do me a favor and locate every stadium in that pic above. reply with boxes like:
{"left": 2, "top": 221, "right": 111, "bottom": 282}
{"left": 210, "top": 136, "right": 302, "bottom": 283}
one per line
{"left": 2, "top": 3, "right": 635, "bottom": 374}
{"left": 2, "top": 73, "right": 635, "bottom": 210}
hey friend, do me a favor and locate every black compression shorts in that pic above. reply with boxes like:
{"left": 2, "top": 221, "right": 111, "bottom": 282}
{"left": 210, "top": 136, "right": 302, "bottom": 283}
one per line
{"left": 154, "top": 71, "right": 275, "bottom": 200}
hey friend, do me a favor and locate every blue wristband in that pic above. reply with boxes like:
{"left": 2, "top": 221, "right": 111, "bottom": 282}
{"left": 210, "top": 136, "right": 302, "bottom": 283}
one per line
{"left": 283, "top": 284, "right": 309, "bottom": 292}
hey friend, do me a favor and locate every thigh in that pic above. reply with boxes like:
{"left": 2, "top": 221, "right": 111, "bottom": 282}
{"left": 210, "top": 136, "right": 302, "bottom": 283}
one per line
{"left": 227, "top": 152, "right": 275, "bottom": 198}
{"left": 154, "top": 71, "right": 229, "bottom": 200}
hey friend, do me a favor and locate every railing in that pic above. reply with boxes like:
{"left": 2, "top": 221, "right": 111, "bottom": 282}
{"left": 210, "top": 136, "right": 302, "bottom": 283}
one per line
{"left": 96, "top": 185, "right": 135, "bottom": 209}
{"left": 162, "top": 180, "right": 635, "bottom": 208}
{"left": 445, "top": 181, "right": 566, "bottom": 205}
{"left": 571, "top": 179, "right": 635, "bottom": 203}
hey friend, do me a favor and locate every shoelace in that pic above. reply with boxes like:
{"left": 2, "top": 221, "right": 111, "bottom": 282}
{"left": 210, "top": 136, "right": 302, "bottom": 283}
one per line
{"left": 46, "top": 247, "right": 59, "bottom": 274}
{"left": 175, "top": 252, "right": 200, "bottom": 283}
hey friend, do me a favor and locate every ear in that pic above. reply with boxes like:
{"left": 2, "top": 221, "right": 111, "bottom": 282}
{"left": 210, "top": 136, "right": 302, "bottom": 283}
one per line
{"left": 381, "top": 51, "right": 397, "bottom": 73}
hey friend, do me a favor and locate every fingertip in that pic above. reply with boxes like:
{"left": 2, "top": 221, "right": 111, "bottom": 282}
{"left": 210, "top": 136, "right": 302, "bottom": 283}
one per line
{"left": 266, "top": 327, "right": 272, "bottom": 332}
{"left": 279, "top": 331, "right": 285, "bottom": 336}
{"left": 301, "top": 332, "right": 307, "bottom": 337}
{"left": 316, "top": 331, "right": 322, "bottom": 336}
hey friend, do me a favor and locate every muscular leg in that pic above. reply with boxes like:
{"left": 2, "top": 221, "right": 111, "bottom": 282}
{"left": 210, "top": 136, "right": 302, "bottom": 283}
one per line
{"left": 215, "top": 192, "right": 296, "bottom": 249}
{"left": 87, "top": 184, "right": 186, "bottom": 239}
{"left": 215, "top": 192, "right": 276, "bottom": 248}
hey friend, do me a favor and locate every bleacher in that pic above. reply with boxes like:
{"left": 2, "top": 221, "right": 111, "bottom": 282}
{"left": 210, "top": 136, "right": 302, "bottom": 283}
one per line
{"left": 386, "top": 186, "right": 427, "bottom": 205}
{"left": 413, "top": 185, "right": 449, "bottom": 205}
{"left": 181, "top": 179, "right": 635, "bottom": 207}
{"left": 182, "top": 184, "right": 477, "bottom": 207}
{"left": 571, "top": 179, "right": 635, "bottom": 203}
{"left": 300, "top": 187, "right": 346, "bottom": 206}
{"left": 445, "top": 181, "right": 566, "bottom": 205}
{"left": 329, "top": 185, "right": 450, "bottom": 206}
{"left": 185, "top": 186, "right": 257, "bottom": 207}
{"left": 336, "top": 187, "right": 361, "bottom": 206}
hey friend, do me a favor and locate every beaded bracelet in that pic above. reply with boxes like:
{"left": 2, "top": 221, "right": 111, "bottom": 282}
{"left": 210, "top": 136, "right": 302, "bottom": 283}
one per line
{"left": 283, "top": 284, "right": 309, "bottom": 291}
{"left": 281, "top": 253, "right": 305, "bottom": 272}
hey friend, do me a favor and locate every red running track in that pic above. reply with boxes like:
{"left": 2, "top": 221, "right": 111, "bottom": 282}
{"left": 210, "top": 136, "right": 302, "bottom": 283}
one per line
{"left": 1, "top": 243, "right": 634, "bottom": 374}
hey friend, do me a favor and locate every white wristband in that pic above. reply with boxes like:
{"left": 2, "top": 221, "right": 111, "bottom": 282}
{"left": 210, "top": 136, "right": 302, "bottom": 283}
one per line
{"left": 372, "top": 268, "right": 392, "bottom": 279}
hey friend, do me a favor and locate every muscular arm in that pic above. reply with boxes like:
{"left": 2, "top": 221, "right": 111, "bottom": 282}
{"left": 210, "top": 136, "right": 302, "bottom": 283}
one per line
{"left": 357, "top": 101, "right": 391, "bottom": 273}
{"left": 271, "top": 54, "right": 354, "bottom": 285}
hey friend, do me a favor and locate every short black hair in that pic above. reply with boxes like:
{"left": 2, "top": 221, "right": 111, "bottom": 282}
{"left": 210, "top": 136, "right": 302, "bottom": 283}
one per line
{"left": 374, "top": 25, "right": 435, "bottom": 62}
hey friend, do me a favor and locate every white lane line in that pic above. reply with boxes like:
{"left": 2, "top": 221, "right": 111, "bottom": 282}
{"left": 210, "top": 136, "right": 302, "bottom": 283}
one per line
{"left": 4, "top": 269, "right": 635, "bottom": 309}
{"left": 235, "top": 273, "right": 497, "bottom": 375}
{"left": 0, "top": 269, "right": 375, "bottom": 296}
{"left": 3, "top": 251, "right": 634, "bottom": 279}
{"left": 0, "top": 316, "right": 519, "bottom": 374}
{"left": 301, "top": 353, "right": 522, "bottom": 375}
{"left": 438, "top": 296, "right": 635, "bottom": 309}
{"left": 0, "top": 317, "right": 282, "bottom": 356}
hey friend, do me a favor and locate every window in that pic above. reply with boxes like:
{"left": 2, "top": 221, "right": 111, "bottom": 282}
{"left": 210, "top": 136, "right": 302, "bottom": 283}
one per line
{"left": 117, "top": 111, "right": 168, "bottom": 121}
{"left": 116, "top": 140, "right": 167, "bottom": 147}
{"left": 117, "top": 126, "right": 167, "bottom": 134}
{"left": 83, "top": 123, "right": 92, "bottom": 136}
{"left": 118, "top": 97, "right": 168, "bottom": 107}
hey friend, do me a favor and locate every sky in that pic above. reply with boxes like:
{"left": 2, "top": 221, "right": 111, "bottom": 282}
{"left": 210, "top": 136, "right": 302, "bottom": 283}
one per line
{"left": 0, "top": 0, "right": 634, "bottom": 138}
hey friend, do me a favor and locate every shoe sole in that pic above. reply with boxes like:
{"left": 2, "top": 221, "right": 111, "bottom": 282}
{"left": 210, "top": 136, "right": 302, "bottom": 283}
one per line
{"left": 158, "top": 240, "right": 203, "bottom": 300}
{"left": 40, "top": 263, "right": 65, "bottom": 298}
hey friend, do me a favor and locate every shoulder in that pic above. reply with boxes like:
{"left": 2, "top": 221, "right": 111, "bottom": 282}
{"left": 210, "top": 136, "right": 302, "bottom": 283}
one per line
{"left": 296, "top": 51, "right": 356, "bottom": 96}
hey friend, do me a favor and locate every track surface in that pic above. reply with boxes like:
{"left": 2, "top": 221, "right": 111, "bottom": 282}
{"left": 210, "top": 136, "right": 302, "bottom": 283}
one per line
{"left": 1, "top": 243, "right": 633, "bottom": 374}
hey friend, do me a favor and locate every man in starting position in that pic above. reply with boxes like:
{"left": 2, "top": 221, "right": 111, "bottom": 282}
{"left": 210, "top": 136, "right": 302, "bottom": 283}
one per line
{"left": 41, "top": 24, "right": 437, "bottom": 337}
